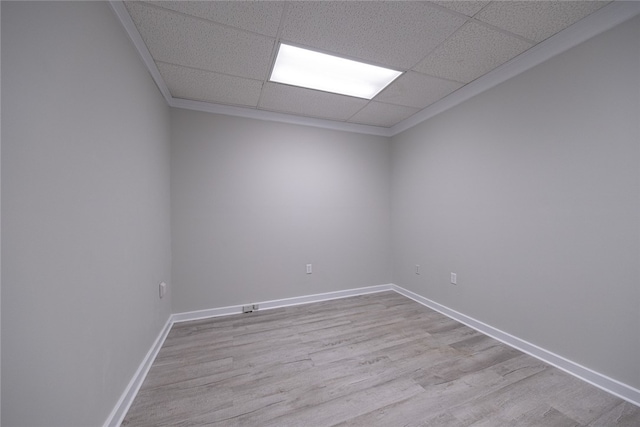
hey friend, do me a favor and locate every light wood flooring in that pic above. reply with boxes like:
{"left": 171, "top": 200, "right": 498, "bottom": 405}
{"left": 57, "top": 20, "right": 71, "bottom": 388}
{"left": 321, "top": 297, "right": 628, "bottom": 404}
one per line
{"left": 122, "top": 291, "right": 640, "bottom": 426}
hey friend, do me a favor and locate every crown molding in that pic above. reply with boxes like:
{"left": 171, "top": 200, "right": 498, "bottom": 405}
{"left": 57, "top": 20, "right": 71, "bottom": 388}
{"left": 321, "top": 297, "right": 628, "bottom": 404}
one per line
{"left": 169, "top": 98, "right": 394, "bottom": 136}
{"left": 108, "top": 1, "right": 172, "bottom": 104}
{"left": 108, "top": 0, "right": 392, "bottom": 136}
{"left": 389, "top": 0, "right": 640, "bottom": 136}
{"left": 110, "top": 0, "right": 640, "bottom": 138}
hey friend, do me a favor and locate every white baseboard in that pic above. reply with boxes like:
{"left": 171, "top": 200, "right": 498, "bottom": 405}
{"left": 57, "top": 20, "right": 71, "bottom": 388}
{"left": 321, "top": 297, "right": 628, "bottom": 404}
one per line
{"left": 257, "top": 283, "right": 394, "bottom": 310}
{"left": 172, "top": 284, "right": 394, "bottom": 323}
{"left": 391, "top": 284, "right": 640, "bottom": 408}
{"left": 103, "top": 317, "right": 173, "bottom": 427}
{"left": 171, "top": 304, "right": 241, "bottom": 323}
{"left": 104, "top": 284, "right": 394, "bottom": 425}
{"left": 105, "top": 283, "right": 639, "bottom": 426}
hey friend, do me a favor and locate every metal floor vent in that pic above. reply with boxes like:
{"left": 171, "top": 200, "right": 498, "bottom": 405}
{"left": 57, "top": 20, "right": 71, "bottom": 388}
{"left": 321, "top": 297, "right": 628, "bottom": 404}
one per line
{"left": 242, "top": 304, "right": 259, "bottom": 313}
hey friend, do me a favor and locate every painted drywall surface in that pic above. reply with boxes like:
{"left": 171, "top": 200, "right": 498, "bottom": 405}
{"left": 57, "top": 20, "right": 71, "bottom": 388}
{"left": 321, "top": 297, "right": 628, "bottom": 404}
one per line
{"left": 0, "top": 3, "right": 3, "bottom": 423}
{"left": 391, "top": 16, "right": 640, "bottom": 389}
{"left": 1, "top": 2, "right": 172, "bottom": 426}
{"left": 171, "top": 109, "right": 391, "bottom": 312}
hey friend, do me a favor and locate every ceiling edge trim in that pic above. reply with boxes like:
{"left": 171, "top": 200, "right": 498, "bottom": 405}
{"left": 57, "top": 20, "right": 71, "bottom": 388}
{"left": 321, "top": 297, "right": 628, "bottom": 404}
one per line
{"left": 389, "top": 0, "right": 640, "bottom": 137}
{"left": 108, "top": 0, "right": 391, "bottom": 137}
{"left": 169, "top": 98, "right": 394, "bottom": 137}
{"left": 108, "top": 1, "right": 173, "bottom": 105}
{"left": 109, "top": 0, "right": 639, "bottom": 138}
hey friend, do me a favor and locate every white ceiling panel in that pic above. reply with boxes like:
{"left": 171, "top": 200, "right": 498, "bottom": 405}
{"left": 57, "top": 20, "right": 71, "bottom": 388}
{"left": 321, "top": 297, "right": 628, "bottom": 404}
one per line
{"left": 348, "top": 102, "right": 420, "bottom": 128}
{"left": 144, "top": 1, "right": 285, "bottom": 37}
{"left": 112, "top": 0, "right": 626, "bottom": 130}
{"left": 376, "top": 71, "right": 463, "bottom": 109}
{"left": 414, "top": 21, "right": 533, "bottom": 84}
{"left": 431, "top": 1, "right": 491, "bottom": 17}
{"left": 157, "top": 62, "right": 262, "bottom": 107}
{"left": 280, "top": 1, "right": 466, "bottom": 69}
{"left": 259, "top": 83, "right": 368, "bottom": 122}
{"left": 125, "top": 1, "right": 275, "bottom": 80}
{"left": 476, "top": 1, "right": 609, "bottom": 43}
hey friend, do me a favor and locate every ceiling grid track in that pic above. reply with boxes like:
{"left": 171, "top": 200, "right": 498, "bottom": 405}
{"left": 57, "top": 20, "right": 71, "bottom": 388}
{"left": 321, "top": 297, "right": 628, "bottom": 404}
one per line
{"left": 108, "top": 0, "right": 640, "bottom": 136}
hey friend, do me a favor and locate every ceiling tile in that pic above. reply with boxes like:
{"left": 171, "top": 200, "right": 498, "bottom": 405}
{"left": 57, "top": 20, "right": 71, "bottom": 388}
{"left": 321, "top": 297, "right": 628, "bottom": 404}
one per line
{"left": 348, "top": 102, "right": 419, "bottom": 128}
{"left": 375, "top": 71, "right": 463, "bottom": 109}
{"left": 475, "top": 1, "right": 609, "bottom": 43}
{"left": 259, "top": 83, "right": 368, "bottom": 122}
{"left": 125, "top": 2, "right": 274, "bottom": 80}
{"left": 414, "top": 21, "right": 533, "bottom": 84}
{"left": 430, "top": 1, "right": 490, "bottom": 17}
{"left": 157, "top": 62, "right": 262, "bottom": 107}
{"left": 119, "top": 0, "right": 615, "bottom": 131}
{"left": 280, "top": 1, "right": 466, "bottom": 69}
{"left": 143, "top": 1, "right": 284, "bottom": 37}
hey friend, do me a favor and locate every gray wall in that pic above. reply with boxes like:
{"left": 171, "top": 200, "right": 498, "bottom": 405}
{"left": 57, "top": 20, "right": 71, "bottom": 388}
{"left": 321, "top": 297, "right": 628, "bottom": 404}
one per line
{"left": 1, "top": 1, "right": 638, "bottom": 425}
{"left": 391, "top": 16, "right": 640, "bottom": 389}
{"left": 171, "top": 110, "right": 391, "bottom": 312}
{"left": 1, "top": 2, "right": 3, "bottom": 423}
{"left": 1, "top": 2, "right": 172, "bottom": 426}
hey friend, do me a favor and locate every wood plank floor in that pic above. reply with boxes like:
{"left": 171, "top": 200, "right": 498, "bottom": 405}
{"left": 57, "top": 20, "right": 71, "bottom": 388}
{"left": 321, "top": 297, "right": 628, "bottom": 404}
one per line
{"left": 122, "top": 291, "right": 640, "bottom": 426}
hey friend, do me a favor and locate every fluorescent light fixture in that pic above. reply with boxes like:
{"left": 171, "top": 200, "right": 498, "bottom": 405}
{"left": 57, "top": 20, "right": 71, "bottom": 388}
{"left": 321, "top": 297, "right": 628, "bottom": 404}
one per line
{"left": 270, "top": 44, "right": 402, "bottom": 99}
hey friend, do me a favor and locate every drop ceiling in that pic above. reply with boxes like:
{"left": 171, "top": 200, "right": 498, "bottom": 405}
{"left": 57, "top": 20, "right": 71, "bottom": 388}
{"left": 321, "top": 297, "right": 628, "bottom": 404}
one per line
{"left": 113, "top": 1, "right": 630, "bottom": 135}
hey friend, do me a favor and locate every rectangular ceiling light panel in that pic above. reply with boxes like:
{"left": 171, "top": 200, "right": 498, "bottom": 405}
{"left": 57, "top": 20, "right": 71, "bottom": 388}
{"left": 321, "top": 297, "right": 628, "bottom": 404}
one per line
{"left": 270, "top": 44, "right": 402, "bottom": 99}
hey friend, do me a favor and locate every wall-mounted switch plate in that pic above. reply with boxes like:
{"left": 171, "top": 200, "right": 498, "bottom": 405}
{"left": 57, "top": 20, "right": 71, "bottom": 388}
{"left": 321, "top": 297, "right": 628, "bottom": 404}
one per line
{"left": 450, "top": 273, "right": 457, "bottom": 285}
{"left": 306, "top": 264, "right": 312, "bottom": 274}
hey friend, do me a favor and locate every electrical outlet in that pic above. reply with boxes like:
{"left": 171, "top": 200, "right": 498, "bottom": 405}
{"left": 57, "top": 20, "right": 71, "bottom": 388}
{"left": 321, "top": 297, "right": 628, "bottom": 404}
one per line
{"left": 159, "top": 282, "right": 167, "bottom": 298}
{"left": 306, "top": 264, "right": 312, "bottom": 274}
{"left": 242, "top": 304, "right": 259, "bottom": 313}
{"left": 450, "top": 273, "right": 457, "bottom": 285}
{"left": 416, "top": 264, "right": 420, "bottom": 275}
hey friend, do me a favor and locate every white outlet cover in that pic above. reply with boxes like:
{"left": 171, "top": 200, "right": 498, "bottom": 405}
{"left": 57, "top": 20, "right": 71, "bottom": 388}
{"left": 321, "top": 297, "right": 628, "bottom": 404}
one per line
{"left": 450, "top": 273, "right": 457, "bottom": 285}
{"left": 159, "top": 281, "right": 167, "bottom": 298}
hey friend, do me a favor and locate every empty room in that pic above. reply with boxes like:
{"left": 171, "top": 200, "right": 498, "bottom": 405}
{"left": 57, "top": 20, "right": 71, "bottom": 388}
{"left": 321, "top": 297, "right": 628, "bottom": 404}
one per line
{"left": 2, "top": 1, "right": 640, "bottom": 426}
